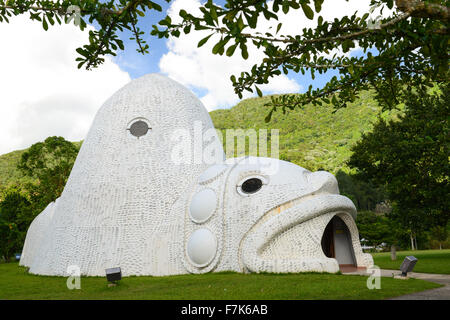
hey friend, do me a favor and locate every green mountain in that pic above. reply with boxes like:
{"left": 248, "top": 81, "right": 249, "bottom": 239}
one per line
{"left": 0, "top": 141, "right": 83, "bottom": 193}
{"left": 210, "top": 90, "right": 397, "bottom": 174}
{"left": 0, "top": 91, "right": 396, "bottom": 193}
{"left": 0, "top": 148, "right": 33, "bottom": 192}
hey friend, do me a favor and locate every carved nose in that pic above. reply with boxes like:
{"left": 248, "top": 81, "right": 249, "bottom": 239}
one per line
{"left": 309, "top": 171, "right": 339, "bottom": 195}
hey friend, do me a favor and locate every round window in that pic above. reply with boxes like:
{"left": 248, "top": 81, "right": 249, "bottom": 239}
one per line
{"left": 237, "top": 175, "right": 267, "bottom": 196}
{"left": 128, "top": 120, "right": 150, "bottom": 138}
{"left": 241, "top": 178, "right": 263, "bottom": 194}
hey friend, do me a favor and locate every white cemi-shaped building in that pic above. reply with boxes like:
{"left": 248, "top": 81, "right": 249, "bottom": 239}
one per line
{"left": 20, "top": 74, "right": 373, "bottom": 276}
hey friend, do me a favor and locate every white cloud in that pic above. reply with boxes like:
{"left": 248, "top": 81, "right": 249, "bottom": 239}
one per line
{"left": 159, "top": 0, "right": 301, "bottom": 111}
{"left": 0, "top": 16, "right": 131, "bottom": 155}
{"left": 159, "top": 0, "right": 393, "bottom": 110}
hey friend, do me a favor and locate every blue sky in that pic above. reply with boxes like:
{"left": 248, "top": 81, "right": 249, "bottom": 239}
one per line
{"left": 113, "top": 2, "right": 171, "bottom": 79}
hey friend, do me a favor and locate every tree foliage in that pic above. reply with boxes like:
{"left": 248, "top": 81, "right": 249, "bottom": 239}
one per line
{"left": 18, "top": 136, "right": 79, "bottom": 208}
{"left": 0, "top": 0, "right": 447, "bottom": 118}
{"left": 349, "top": 84, "right": 450, "bottom": 239}
{"left": 356, "top": 211, "right": 398, "bottom": 247}
{"left": 156, "top": 0, "right": 448, "bottom": 120}
{"left": 335, "top": 171, "right": 386, "bottom": 211}
{"left": 430, "top": 224, "right": 449, "bottom": 249}
{"left": 0, "top": 186, "right": 32, "bottom": 261}
{"left": 0, "top": 137, "right": 78, "bottom": 260}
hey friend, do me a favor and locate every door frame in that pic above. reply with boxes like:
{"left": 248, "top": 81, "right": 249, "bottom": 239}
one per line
{"left": 321, "top": 215, "right": 357, "bottom": 266}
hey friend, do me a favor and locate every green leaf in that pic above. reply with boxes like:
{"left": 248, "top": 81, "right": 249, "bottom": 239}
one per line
{"left": 212, "top": 38, "right": 229, "bottom": 54}
{"left": 318, "top": 16, "right": 323, "bottom": 26}
{"left": 332, "top": 95, "right": 338, "bottom": 106}
{"left": 276, "top": 23, "right": 282, "bottom": 34}
{"left": 237, "top": 15, "right": 245, "bottom": 31}
{"left": 241, "top": 44, "right": 249, "bottom": 59}
{"left": 265, "top": 109, "right": 274, "bottom": 123}
{"left": 47, "top": 14, "right": 54, "bottom": 26}
{"left": 342, "top": 39, "right": 354, "bottom": 52}
{"left": 117, "top": 40, "right": 125, "bottom": 50}
{"left": 348, "top": 65, "right": 354, "bottom": 75}
{"left": 226, "top": 44, "right": 237, "bottom": 57}
{"left": 290, "top": 1, "right": 300, "bottom": 10}
{"left": 210, "top": 6, "right": 218, "bottom": 23}
{"left": 301, "top": 3, "right": 314, "bottom": 20}
{"left": 314, "top": 0, "right": 323, "bottom": 13}
{"left": 255, "top": 86, "right": 263, "bottom": 97}
{"left": 198, "top": 34, "right": 213, "bottom": 47}
{"left": 246, "top": 13, "right": 257, "bottom": 28}
{"left": 179, "top": 9, "right": 188, "bottom": 18}
{"left": 42, "top": 17, "right": 48, "bottom": 31}
{"left": 76, "top": 48, "right": 88, "bottom": 57}
{"left": 149, "top": 1, "right": 162, "bottom": 12}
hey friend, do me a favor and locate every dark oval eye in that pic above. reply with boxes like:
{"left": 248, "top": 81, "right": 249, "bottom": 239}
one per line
{"left": 241, "top": 178, "right": 263, "bottom": 194}
{"left": 129, "top": 120, "right": 149, "bottom": 137}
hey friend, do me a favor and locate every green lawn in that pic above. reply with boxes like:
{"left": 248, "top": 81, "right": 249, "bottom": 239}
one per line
{"left": 0, "top": 263, "right": 440, "bottom": 300}
{"left": 372, "top": 249, "right": 450, "bottom": 274}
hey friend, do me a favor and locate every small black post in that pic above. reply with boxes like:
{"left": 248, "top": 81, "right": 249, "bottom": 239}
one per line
{"left": 399, "top": 256, "right": 418, "bottom": 277}
{"left": 106, "top": 267, "right": 122, "bottom": 286}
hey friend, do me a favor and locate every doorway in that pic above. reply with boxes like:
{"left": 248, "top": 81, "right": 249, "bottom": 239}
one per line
{"left": 321, "top": 216, "right": 356, "bottom": 267}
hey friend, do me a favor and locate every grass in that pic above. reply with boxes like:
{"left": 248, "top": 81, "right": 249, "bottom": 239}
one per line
{"left": 372, "top": 249, "right": 450, "bottom": 274}
{"left": 0, "top": 263, "right": 441, "bottom": 300}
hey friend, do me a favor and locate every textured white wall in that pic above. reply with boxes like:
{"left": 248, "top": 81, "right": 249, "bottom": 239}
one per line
{"left": 21, "top": 74, "right": 373, "bottom": 276}
{"left": 20, "top": 74, "right": 224, "bottom": 276}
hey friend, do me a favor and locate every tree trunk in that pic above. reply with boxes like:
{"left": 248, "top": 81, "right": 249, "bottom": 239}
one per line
{"left": 391, "top": 245, "right": 397, "bottom": 261}
{"left": 410, "top": 232, "right": 415, "bottom": 250}
{"left": 414, "top": 236, "right": 418, "bottom": 250}
{"left": 395, "top": 0, "right": 449, "bottom": 21}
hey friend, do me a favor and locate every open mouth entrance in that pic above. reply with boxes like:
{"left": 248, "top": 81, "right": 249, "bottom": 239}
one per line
{"left": 321, "top": 215, "right": 357, "bottom": 271}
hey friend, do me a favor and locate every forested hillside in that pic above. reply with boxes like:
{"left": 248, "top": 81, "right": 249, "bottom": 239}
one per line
{"left": 0, "top": 141, "right": 83, "bottom": 193}
{"left": 211, "top": 90, "right": 398, "bottom": 173}
{"left": 0, "top": 149, "right": 33, "bottom": 192}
